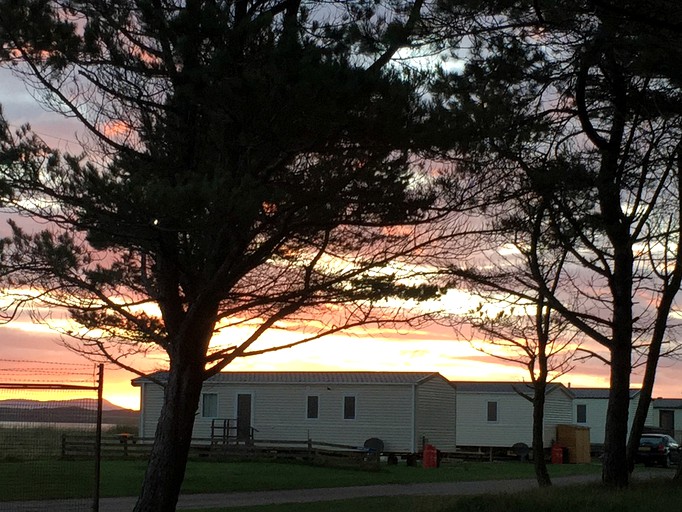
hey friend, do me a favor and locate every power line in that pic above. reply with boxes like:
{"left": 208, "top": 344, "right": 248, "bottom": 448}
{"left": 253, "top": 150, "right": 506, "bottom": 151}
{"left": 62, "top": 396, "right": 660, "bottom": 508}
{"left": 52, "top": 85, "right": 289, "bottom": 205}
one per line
{"left": 5, "top": 122, "right": 82, "bottom": 148}
{"left": 0, "top": 358, "right": 94, "bottom": 368}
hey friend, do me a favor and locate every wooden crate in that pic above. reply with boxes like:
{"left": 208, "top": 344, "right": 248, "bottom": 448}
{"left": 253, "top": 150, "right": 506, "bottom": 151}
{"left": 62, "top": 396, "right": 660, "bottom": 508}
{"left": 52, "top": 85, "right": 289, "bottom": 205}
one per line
{"left": 556, "top": 424, "right": 591, "bottom": 463}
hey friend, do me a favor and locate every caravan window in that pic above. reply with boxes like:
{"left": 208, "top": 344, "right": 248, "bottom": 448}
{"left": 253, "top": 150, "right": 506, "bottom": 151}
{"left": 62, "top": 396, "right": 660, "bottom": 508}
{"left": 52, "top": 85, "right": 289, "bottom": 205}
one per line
{"left": 307, "top": 395, "right": 319, "bottom": 419}
{"left": 202, "top": 393, "right": 218, "bottom": 418}
{"left": 487, "top": 401, "right": 498, "bottom": 422}
{"left": 576, "top": 404, "right": 587, "bottom": 423}
{"left": 344, "top": 396, "right": 356, "bottom": 420}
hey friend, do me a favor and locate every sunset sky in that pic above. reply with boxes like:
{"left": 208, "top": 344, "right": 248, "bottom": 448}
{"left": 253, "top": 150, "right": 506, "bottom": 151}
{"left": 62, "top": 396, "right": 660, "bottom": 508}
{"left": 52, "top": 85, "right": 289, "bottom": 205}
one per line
{"left": 1, "top": 69, "right": 682, "bottom": 412}
{"left": 2, "top": 307, "right": 681, "bottom": 411}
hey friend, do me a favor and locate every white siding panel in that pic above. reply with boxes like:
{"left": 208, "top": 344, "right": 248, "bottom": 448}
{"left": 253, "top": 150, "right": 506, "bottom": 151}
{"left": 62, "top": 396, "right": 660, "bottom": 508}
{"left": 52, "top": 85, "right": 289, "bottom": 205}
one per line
{"left": 186, "top": 382, "right": 416, "bottom": 452}
{"left": 628, "top": 395, "right": 640, "bottom": 436}
{"left": 415, "top": 377, "right": 457, "bottom": 452}
{"left": 456, "top": 392, "right": 534, "bottom": 447}
{"left": 140, "top": 383, "right": 165, "bottom": 439}
{"left": 574, "top": 399, "right": 608, "bottom": 445}
{"left": 544, "top": 390, "right": 575, "bottom": 447}
{"left": 644, "top": 405, "right": 657, "bottom": 427}
{"left": 191, "top": 380, "right": 234, "bottom": 439}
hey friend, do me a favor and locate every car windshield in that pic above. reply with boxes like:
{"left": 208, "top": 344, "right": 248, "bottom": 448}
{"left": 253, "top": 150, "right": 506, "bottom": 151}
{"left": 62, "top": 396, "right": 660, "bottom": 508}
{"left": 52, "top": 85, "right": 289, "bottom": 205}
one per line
{"left": 640, "top": 436, "right": 664, "bottom": 446}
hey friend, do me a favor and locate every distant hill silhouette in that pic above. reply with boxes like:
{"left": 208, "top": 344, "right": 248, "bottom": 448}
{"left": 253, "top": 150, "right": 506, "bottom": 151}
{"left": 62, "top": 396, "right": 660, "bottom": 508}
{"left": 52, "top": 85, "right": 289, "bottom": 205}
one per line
{"left": 0, "top": 399, "right": 139, "bottom": 427}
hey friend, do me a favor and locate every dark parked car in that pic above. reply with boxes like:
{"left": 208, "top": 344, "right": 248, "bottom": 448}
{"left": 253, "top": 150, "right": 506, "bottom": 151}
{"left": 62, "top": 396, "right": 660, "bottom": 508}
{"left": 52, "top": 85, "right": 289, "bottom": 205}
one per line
{"left": 636, "top": 434, "right": 680, "bottom": 467}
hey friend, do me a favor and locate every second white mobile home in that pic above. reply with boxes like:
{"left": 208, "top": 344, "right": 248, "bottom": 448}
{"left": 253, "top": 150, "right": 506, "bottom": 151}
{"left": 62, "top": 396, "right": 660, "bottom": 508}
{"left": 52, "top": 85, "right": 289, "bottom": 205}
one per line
{"left": 453, "top": 382, "right": 574, "bottom": 449}
{"left": 571, "top": 388, "right": 641, "bottom": 445}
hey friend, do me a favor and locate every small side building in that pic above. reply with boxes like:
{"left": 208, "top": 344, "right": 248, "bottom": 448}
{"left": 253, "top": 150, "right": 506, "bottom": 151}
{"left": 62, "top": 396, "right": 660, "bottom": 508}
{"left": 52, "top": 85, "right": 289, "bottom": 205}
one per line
{"left": 650, "top": 398, "right": 682, "bottom": 441}
{"left": 132, "top": 371, "right": 457, "bottom": 453}
{"left": 453, "top": 382, "right": 574, "bottom": 450}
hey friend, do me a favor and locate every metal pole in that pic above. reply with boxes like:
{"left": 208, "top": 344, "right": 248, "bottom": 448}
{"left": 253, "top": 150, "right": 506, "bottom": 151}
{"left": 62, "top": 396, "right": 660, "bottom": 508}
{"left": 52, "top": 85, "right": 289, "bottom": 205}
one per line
{"left": 93, "top": 364, "right": 104, "bottom": 512}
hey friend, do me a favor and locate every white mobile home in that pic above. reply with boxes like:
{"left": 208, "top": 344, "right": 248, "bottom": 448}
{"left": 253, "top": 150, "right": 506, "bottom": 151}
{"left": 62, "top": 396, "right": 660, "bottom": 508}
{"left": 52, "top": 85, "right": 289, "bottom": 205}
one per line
{"left": 453, "top": 382, "right": 574, "bottom": 449}
{"left": 571, "top": 388, "right": 641, "bottom": 446}
{"left": 133, "top": 371, "right": 457, "bottom": 453}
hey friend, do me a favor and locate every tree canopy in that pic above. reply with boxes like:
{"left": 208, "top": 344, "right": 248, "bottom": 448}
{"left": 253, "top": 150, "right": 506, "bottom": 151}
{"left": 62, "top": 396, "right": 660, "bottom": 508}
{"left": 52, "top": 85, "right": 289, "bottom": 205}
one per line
{"left": 0, "top": 1, "right": 447, "bottom": 509}
{"left": 432, "top": 0, "right": 682, "bottom": 487}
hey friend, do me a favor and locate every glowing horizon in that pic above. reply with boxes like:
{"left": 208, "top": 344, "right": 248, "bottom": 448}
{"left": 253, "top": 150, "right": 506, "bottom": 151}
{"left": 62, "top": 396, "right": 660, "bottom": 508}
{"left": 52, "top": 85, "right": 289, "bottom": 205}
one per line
{"left": 0, "top": 279, "right": 679, "bottom": 412}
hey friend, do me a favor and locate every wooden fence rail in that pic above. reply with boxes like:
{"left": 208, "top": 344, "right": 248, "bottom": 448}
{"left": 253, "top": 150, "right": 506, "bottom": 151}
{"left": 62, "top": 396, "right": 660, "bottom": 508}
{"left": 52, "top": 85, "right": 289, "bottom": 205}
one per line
{"left": 62, "top": 435, "right": 160, "bottom": 458}
{"left": 61, "top": 435, "right": 377, "bottom": 468}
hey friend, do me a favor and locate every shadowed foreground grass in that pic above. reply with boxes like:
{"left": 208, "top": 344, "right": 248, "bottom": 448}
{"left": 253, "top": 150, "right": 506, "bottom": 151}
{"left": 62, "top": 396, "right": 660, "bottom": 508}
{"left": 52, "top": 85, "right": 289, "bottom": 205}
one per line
{"left": 187, "top": 479, "right": 682, "bottom": 512}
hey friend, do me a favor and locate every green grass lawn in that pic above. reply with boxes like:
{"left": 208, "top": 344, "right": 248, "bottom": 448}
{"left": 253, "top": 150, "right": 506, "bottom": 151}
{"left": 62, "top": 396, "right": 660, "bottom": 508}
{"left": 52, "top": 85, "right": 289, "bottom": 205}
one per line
{"left": 176, "top": 459, "right": 602, "bottom": 494}
{"left": 0, "top": 458, "right": 603, "bottom": 501}
{"left": 118, "top": 459, "right": 603, "bottom": 497}
{"left": 185, "top": 479, "right": 682, "bottom": 512}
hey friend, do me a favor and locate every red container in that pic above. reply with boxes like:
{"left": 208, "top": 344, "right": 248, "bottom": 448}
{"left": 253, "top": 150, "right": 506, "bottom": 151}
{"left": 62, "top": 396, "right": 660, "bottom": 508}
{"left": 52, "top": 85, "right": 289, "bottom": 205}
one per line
{"left": 551, "top": 444, "right": 564, "bottom": 464}
{"left": 423, "top": 444, "right": 438, "bottom": 469}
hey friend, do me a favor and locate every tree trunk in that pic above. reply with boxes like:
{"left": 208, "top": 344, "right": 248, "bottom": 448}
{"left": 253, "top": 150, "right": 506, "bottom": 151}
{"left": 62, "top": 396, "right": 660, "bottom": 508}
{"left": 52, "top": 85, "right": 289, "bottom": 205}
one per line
{"left": 601, "top": 344, "right": 631, "bottom": 488}
{"left": 133, "top": 358, "right": 206, "bottom": 512}
{"left": 533, "top": 383, "right": 551, "bottom": 487}
{"left": 600, "top": 234, "right": 633, "bottom": 488}
{"left": 626, "top": 336, "right": 662, "bottom": 473}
